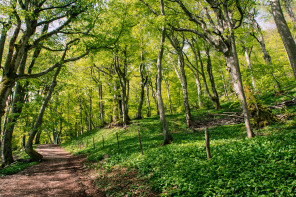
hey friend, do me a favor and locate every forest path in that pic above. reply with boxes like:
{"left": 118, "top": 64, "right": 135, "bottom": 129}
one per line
{"left": 0, "top": 144, "right": 102, "bottom": 197}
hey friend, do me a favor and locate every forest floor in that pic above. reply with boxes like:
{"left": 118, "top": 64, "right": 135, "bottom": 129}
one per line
{"left": 0, "top": 144, "right": 102, "bottom": 197}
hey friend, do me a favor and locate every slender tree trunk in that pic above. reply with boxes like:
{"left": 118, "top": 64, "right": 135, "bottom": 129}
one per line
{"left": 114, "top": 55, "right": 128, "bottom": 125}
{"left": 199, "top": 49, "right": 216, "bottom": 108}
{"left": 270, "top": 0, "right": 296, "bottom": 79}
{"left": 168, "top": 32, "right": 192, "bottom": 127}
{"left": 150, "top": 83, "right": 159, "bottom": 115}
{"left": 79, "top": 98, "right": 83, "bottom": 134}
{"left": 25, "top": 66, "right": 62, "bottom": 161}
{"left": 113, "top": 82, "right": 119, "bottom": 123}
{"left": 0, "top": 22, "right": 11, "bottom": 67}
{"left": 219, "top": 68, "right": 230, "bottom": 102}
{"left": 125, "top": 80, "right": 130, "bottom": 122}
{"left": 244, "top": 47, "right": 256, "bottom": 90}
{"left": 157, "top": 1, "right": 172, "bottom": 144}
{"left": 177, "top": 54, "right": 192, "bottom": 127}
{"left": 282, "top": 0, "right": 296, "bottom": 28}
{"left": 88, "top": 91, "right": 92, "bottom": 131}
{"left": 224, "top": 34, "right": 254, "bottom": 138}
{"left": 187, "top": 39, "right": 203, "bottom": 108}
{"left": 177, "top": 87, "right": 181, "bottom": 108}
{"left": 136, "top": 52, "right": 147, "bottom": 119}
{"left": 146, "top": 85, "right": 151, "bottom": 117}
{"left": 98, "top": 72, "right": 104, "bottom": 125}
{"left": 165, "top": 80, "right": 173, "bottom": 115}
{"left": 205, "top": 46, "right": 221, "bottom": 109}
{"left": 194, "top": 71, "right": 202, "bottom": 108}
{"left": 249, "top": 14, "right": 282, "bottom": 92}
{"left": 35, "top": 130, "right": 42, "bottom": 144}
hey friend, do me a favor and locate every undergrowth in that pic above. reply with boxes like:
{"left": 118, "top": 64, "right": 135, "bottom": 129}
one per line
{"left": 0, "top": 149, "right": 38, "bottom": 176}
{"left": 62, "top": 89, "right": 296, "bottom": 196}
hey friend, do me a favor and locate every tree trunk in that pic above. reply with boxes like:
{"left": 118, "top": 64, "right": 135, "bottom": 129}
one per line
{"left": 79, "top": 98, "right": 83, "bottom": 134}
{"left": 168, "top": 32, "right": 192, "bottom": 127}
{"left": 25, "top": 66, "right": 62, "bottom": 161}
{"left": 219, "top": 68, "right": 230, "bottom": 102}
{"left": 1, "top": 47, "right": 29, "bottom": 165}
{"left": 0, "top": 22, "right": 11, "bottom": 67}
{"left": 113, "top": 81, "right": 119, "bottom": 123}
{"left": 270, "top": 0, "right": 296, "bottom": 80}
{"left": 1, "top": 83, "right": 25, "bottom": 165}
{"left": 146, "top": 85, "right": 151, "bottom": 117}
{"left": 136, "top": 51, "right": 147, "bottom": 119}
{"left": 177, "top": 54, "right": 192, "bottom": 127}
{"left": 157, "top": 1, "right": 172, "bottom": 144}
{"left": 248, "top": 13, "right": 282, "bottom": 92}
{"left": 244, "top": 47, "right": 256, "bottom": 90}
{"left": 114, "top": 55, "right": 128, "bottom": 125}
{"left": 150, "top": 82, "right": 159, "bottom": 115}
{"left": 205, "top": 46, "right": 221, "bottom": 109}
{"left": 282, "top": 0, "right": 296, "bottom": 28}
{"left": 98, "top": 72, "right": 105, "bottom": 125}
{"left": 199, "top": 49, "right": 216, "bottom": 109}
{"left": 35, "top": 130, "right": 42, "bottom": 144}
{"left": 224, "top": 35, "right": 254, "bottom": 138}
{"left": 137, "top": 79, "right": 146, "bottom": 119}
{"left": 165, "top": 80, "right": 173, "bottom": 115}
{"left": 88, "top": 91, "right": 92, "bottom": 131}
{"left": 187, "top": 41, "right": 203, "bottom": 108}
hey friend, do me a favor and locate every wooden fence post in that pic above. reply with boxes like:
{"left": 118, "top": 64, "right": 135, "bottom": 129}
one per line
{"left": 205, "top": 127, "right": 211, "bottom": 159}
{"left": 116, "top": 132, "right": 120, "bottom": 151}
{"left": 138, "top": 130, "right": 144, "bottom": 155}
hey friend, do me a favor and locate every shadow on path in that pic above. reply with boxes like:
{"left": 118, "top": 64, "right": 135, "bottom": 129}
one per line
{"left": 0, "top": 144, "right": 102, "bottom": 197}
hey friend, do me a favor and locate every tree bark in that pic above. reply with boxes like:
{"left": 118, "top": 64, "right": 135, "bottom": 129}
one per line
{"left": 136, "top": 51, "right": 148, "bottom": 119}
{"left": 224, "top": 34, "right": 254, "bottom": 138}
{"left": 150, "top": 81, "right": 159, "bottom": 115}
{"left": 187, "top": 39, "right": 203, "bottom": 108}
{"left": 205, "top": 45, "right": 221, "bottom": 109}
{"left": 219, "top": 66, "right": 230, "bottom": 102}
{"left": 79, "top": 98, "right": 83, "bottom": 134}
{"left": 198, "top": 45, "right": 218, "bottom": 109}
{"left": 243, "top": 46, "right": 256, "bottom": 90}
{"left": 0, "top": 22, "right": 11, "bottom": 67}
{"left": 98, "top": 72, "right": 105, "bottom": 126}
{"left": 165, "top": 80, "right": 173, "bottom": 115}
{"left": 282, "top": 0, "right": 296, "bottom": 28}
{"left": 270, "top": 0, "right": 296, "bottom": 80}
{"left": 88, "top": 90, "right": 92, "bottom": 131}
{"left": 146, "top": 85, "right": 151, "bottom": 117}
{"left": 25, "top": 65, "right": 62, "bottom": 161}
{"left": 114, "top": 54, "right": 129, "bottom": 125}
{"left": 248, "top": 15, "right": 282, "bottom": 92}
{"left": 168, "top": 32, "right": 192, "bottom": 127}
{"left": 157, "top": 0, "right": 172, "bottom": 145}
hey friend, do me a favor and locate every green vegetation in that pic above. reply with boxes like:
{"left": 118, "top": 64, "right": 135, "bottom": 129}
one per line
{"left": 0, "top": 150, "right": 38, "bottom": 176}
{"left": 62, "top": 90, "right": 296, "bottom": 196}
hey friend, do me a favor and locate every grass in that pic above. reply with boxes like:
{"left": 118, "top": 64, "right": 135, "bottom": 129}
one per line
{"left": 0, "top": 149, "right": 38, "bottom": 176}
{"left": 61, "top": 88, "right": 296, "bottom": 196}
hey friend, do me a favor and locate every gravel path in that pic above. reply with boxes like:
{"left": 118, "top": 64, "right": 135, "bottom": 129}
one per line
{"left": 0, "top": 144, "right": 102, "bottom": 197}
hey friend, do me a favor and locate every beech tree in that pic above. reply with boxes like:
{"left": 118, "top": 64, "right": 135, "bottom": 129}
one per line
{"left": 270, "top": 0, "right": 296, "bottom": 80}
{"left": 170, "top": 0, "right": 254, "bottom": 138}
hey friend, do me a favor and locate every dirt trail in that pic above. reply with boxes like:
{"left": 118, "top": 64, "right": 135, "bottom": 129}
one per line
{"left": 0, "top": 144, "right": 102, "bottom": 197}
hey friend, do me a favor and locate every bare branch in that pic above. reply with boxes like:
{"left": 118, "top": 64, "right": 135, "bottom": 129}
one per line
{"left": 36, "top": 14, "right": 68, "bottom": 26}
{"left": 139, "top": 0, "right": 160, "bottom": 16}
{"left": 38, "top": 1, "right": 77, "bottom": 12}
